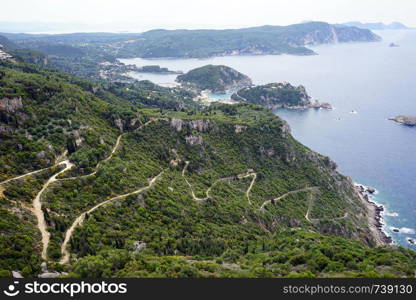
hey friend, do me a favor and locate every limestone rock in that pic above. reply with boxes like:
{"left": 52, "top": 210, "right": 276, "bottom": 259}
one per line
{"left": 0, "top": 97, "right": 23, "bottom": 113}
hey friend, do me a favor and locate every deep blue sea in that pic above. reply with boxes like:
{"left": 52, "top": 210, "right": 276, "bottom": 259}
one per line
{"left": 120, "top": 30, "right": 416, "bottom": 249}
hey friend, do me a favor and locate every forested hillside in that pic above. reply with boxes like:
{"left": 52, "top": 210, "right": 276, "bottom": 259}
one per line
{"left": 0, "top": 60, "right": 415, "bottom": 278}
{"left": 176, "top": 65, "right": 252, "bottom": 92}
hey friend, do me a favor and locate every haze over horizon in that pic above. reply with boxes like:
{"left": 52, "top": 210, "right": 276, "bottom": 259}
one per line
{"left": 0, "top": 0, "right": 415, "bottom": 33}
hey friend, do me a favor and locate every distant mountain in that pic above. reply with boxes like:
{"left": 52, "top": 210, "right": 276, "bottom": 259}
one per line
{"left": 342, "top": 22, "right": 409, "bottom": 30}
{"left": 0, "top": 35, "right": 18, "bottom": 50}
{"left": 113, "top": 22, "right": 381, "bottom": 58}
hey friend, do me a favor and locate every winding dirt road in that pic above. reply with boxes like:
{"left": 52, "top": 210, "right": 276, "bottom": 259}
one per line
{"left": 59, "top": 119, "right": 159, "bottom": 181}
{"left": 237, "top": 172, "right": 257, "bottom": 204}
{"left": 181, "top": 160, "right": 258, "bottom": 205}
{"left": 59, "top": 134, "right": 123, "bottom": 181}
{"left": 182, "top": 161, "right": 236, "bottom": 202}
{"left": 260, "top": 187, "right": 319, "bottom": 211}
{"left": 305, "top": 195, "right": 348, "bottom": 222}
{"left": 101, "top": 134, "right": 123, "bottom": 163}
{"left": 182, "top": 161, "right": 209, "bottom": 202}
{"left": 0, "top": 151, "right": 69, "bottom": 187}
{"left": 59, "top": 171, "right": 163, "bottom": 264}
{"left": 32, "top": 160, "right": 74, "bottom": 260}
{"left": 0, "top": 167, "right": 51, "bottom": 186}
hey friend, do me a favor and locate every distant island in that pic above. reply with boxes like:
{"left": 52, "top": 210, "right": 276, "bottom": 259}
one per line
{"left": 389, "top": 115, "right": 416, "bottom": 126}
{"left": 136, "top": 65, "right": 183, "bottom": 74}
{"left": 342, "top": 21, "right": 409, "bottom": 30}
{"left": 389, "top": 43, "right": 400, "bottom": 47}
{"left": 231, "top": 82, "right": 332, "bottom": 110}
{"left": 176, "top": 65, "right": 252, "bottom": 93}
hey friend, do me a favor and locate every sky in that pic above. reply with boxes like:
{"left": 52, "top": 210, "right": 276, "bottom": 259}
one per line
{"left": 0, "top": 0, "right": 415, "bottom": 33}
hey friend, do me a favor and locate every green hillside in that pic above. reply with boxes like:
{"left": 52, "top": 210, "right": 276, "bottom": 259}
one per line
{"left": 232, "top": 83, "right": 312, "bottom": 109}
{"left": 176, "top": 65, "right": 252, "bottom": 92}
{"left": 0, "top": 60, "right": 415, "bottom": 278}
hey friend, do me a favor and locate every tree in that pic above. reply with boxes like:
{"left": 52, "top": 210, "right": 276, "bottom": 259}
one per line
{"left": 73, "top": 255, "right": 112, "bottom": 278}
{"left": 66, "top": 134, "right": 77, "bottom": 154}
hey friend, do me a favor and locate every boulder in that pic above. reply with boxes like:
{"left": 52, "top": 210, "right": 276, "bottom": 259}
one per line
{"left": 12, "top": 271, "right": 23, "bottom": 278}
{"left": 366, "top": 187, "right": 376, "bottom": 194}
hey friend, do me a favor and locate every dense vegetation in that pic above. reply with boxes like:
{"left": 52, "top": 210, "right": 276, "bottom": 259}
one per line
{"left": 177, "top": 65, "right": 252, "bottom": 92}
{"left": 68, "top": 232, "right": 416, "bottom": 278}
{"left": 232, "top": 82, "right": 312, "bottom": 109}
{"left": 0, "top": 56, "right": 415, "bottom": 278}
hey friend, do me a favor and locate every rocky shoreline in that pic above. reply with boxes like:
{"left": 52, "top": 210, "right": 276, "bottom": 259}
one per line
{"left": 389, "top": 115, "right": 416, "bottom": 126}
{"left": 280, "top": 100, "right": 333, "bottom": 111}
{"left": 354, "top": 183, "right": 393, "bottom": 246}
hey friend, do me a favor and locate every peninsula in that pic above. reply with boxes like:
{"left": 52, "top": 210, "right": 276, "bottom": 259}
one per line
{"left": 176, "top": 65, "right": 252, "bottom": 93}
{"left": 231, "top": 82, "right": 332, "bottom": 110}
{"left": 389, "top": 115, "right": 416, "bottom": 126}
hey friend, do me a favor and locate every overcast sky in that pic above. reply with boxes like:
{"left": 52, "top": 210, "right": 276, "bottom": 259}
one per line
{"left": 0, "top": 0, "right": 415, "bottom": 32}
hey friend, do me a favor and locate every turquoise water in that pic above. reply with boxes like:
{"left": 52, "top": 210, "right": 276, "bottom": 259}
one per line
{"left": 206, "top": 90, "right": 236, "bottom": 100}
{"left": 120, "top": 30, "right": 416, "bottom": 248}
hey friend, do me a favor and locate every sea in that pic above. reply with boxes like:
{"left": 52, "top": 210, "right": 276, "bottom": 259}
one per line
{"left": 120, "top": 29, "right": 416, "bottom": 249}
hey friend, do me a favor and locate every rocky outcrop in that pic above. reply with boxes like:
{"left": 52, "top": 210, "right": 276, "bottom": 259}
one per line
{"left": 279, "top": 120, "right": 291, "bottom": 137}
{"left": 234, "top": 125, "right": 247, "bottom": 133}
{"left": 113, "top": 117, "right": 143, "bottom": 132}
{"left": 0, "top": 125, "right": 14, "bottom": 135}
{"left": 114, "top": 118, "right": 124, "bottom": 132}
{"left": 0, "top": 97, "right": 23, "bottom": 113}
{"left": 310, "top": 100, "right": 333, "bottom": 110}
{"left": 354, "top": 183, "right": 393, "bottom": 245}
{"left": 37, "top": 262, "right": 68, "bottom": 278}
{"left": 170, "top": 118, "right": 185, "bottom": 132}
{"left": 389, "top": 115, "right": 416, "bottom": 126}
{"left": 12, "top": 271, "right": 23, "bottom": 278}
{"left": 189, "top": 119, "right": 211, "bottom": 132}
{"left": 133, "top": 241, "right": 147, "bottom": 253}
{"left": 185, "top": 135, "right": 203, "bottom": 145}
{"left": 170, "top": 118, "right": 214, "bottom": 133}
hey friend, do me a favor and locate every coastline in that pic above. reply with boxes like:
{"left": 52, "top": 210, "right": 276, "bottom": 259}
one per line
{"left": 195, "top": 90, "right": 238, "bottom": 105}
{"left": 354, "top": 183, "right": 392, "bottom": 246}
